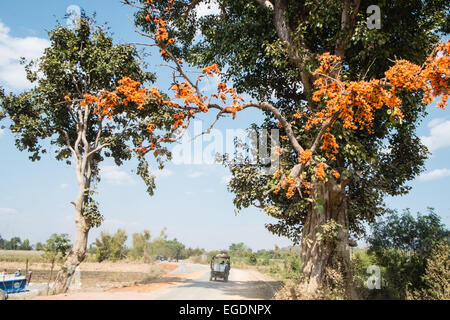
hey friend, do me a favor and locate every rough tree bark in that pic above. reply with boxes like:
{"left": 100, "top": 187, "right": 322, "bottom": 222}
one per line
{"left": 300, "top": 178, "right": 355, "bottom": 298}
{"left": 264, "top": 0, "right": 360, "bottom": 297}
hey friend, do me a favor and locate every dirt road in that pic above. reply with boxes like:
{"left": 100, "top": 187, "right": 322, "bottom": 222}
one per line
{"left": 36, "top": 263, "right": 281, "bottom": 300}
{"left": 145, "top": 265, "right": 278, "bottom": 300}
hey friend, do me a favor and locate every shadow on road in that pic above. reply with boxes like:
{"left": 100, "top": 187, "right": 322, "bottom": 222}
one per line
{"left": 176, "top": 278, "right": 284, "bottom": 300}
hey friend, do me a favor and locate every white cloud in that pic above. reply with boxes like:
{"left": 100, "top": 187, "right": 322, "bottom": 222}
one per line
{"left": 0, "top": 20, "right": 50, "bottom": 92}
{"left": 60, "top": 184, "right": 69, "bottom": 189}
{"left": 221, "top": 175, "right": 232, "bottom": 184}
{"left": 195, "top": 1, "right": 220, "bottom": 17}
{"left": 419, "top": 168, "right": 450, "bottom": 181}
{"left": 101, "top": 165, "right": 135, "bottom": 185}
{"left": 0, "top": 208, "right": 18, "bottom": 215}
{"left": 153, "top": 169, "right": 173, "bottom": 179}
{"left": 188, "top": 170, "right": 204, "bottom": 178}
{"left": 420, "top": 119, "right": 450, "bottom": 152}
{"left": 0, "top": 128, "right": 4, "bottom": 136}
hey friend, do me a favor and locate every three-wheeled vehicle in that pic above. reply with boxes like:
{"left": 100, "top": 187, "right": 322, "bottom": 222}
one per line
{"left": 210, "top": 253, "right": 230, "bottom": 282}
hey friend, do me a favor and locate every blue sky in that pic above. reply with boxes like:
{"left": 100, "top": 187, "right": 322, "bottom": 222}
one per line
{"left": 0, "top": 1, "right": 449, "bottom": 251}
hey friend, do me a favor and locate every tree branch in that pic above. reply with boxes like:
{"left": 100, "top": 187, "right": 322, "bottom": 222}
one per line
{"left": 335, "top": 0, "right": 361, "bottom": 58}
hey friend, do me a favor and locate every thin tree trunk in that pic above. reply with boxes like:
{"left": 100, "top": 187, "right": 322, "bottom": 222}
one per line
{"left": 51, "top": 204, "right": 90, "bottom": 294}
{"left": 300, "top": 178, "right": 356, "bottom": 298}
{"left": 46, "top": 258, "right": 55, "bottom": 295}
{"left": 52, "top": 170, "right": 91, "bottom": 294}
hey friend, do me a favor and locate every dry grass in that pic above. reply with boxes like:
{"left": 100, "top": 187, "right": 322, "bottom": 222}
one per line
{"left": 1, "top": 250, "right": 179, "bottom": 290}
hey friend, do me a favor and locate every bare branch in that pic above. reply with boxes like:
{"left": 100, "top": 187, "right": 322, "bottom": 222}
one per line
{"left": 51, "top": 127, "right": 77, "bottom": 158}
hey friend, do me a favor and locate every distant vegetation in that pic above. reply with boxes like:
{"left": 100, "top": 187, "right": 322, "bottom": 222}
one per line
{"left": 0, "top": 236, "right": 36, "bottom": 251}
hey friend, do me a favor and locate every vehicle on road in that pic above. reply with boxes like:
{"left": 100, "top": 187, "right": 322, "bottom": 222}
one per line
{"left": 210, "top": 253, "right": 230, "bottom": 282}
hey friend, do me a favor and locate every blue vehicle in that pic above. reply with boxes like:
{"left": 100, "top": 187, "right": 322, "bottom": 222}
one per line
{"left": 1, "top": 276, "right": 27, "bottom": 300}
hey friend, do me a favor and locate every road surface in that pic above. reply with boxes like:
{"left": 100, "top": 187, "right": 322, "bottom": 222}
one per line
{"left": 34, "top": 263, "right": 281, "bottom": 300}
{"left": 145, "top": 264, "right": 278, "bottom": 300}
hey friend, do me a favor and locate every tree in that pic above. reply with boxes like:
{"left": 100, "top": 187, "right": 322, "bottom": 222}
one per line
{"left": 94, "top": 229, "right": 128, "bottom": 262}
{"left": 412, "top": 242, "right": 450, "bottom": 300}
{"left": 229, "top": 242, "right": 251, "bottom": 257}
{"left": 19, "top": 239, "right": 32, "bottom": 251}
{"left": 35, "top": 242, "right": 45, "bottom": 251}
{"left": 368, "top": 208, "right": 449, "bottom": 299}
{"left": 8, "top": 237, "right": 22, "bottom": 250}
{"left": 166, "top": 238, "right": 186, "bottom": 261}
{"left": 129, "top": 230, "right": 152, "bottom": 260}
{"left": 42, "top": 234, "right": 71, "bottom": 295}
{"left": 124, "top": 0, "right": 449, "bottom": 296}
{"left": 0, "top": 17, "right": 174, "bottom": 294}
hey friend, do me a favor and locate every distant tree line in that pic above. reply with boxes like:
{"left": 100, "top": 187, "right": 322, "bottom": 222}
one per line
{"left": 86, "top": 227, "right": 206, "bottom": 263}
{"left": 0, "top": 235, "right": 42, "bottom": 251}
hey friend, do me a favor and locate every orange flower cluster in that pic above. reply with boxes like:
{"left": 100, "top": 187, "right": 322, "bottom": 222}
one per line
{"left": 149, "top": 87, "right": 161, "bottom": 100}
{"left": 272, "top": 171, "right": 312, "bottom": 199}
{"left": 171, "top": 82, "right": 207, "bottom": 112}
{"left": 421, "top": 41, "right": 450, "bottom": 109}
{"left": 144, "top": 0, "right": 175, "bottom": 45}
{"left": 315, "top": 162, "right": 326, "bottom": 180}
{"left": 301, "top": 180, "right": 312, "bottom": 195}
{"left": 80, "top": 93, "right": 118, "bottom": 120}
{"left": 76, "top": 76, "right": 159, "bottom": 155}
{"left": 309, "top": 40, "right": 449, "bottom": 164}
{"left": 155, "top": 27, "right": 169, "bottom": 41}
{"left": 299, "top": 149, "right": 313, "bottom": 164}
{"left": 332, "top": 170, "right": 340, "bottom": 179}
{"left": 146, "top": 123, "right": 156, "bottom": 134}
{"left": 117, "top": 77, "right": 150, "bottom": 110}
{"left": 321, "top": 132, "right": 338, "bottom": 160}
{"left": 212, "top": 82, "right": 244, "bottom": 119}
{"left": 277, "top": 176, "right": 296, "bottom": 199}
{"left": 202, "top": 64, "right": 220, "bottom": 76}
{"left": 173, "top": 112, "right": 186, "bottom": 130}
{"left": 79, "top": 77, "right": 150, "bottom": 120}
{"left": 286, "top": 179, "right": 296, "bottom": 199}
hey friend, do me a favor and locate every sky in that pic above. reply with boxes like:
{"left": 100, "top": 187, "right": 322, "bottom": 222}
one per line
{"left": 0, "top": 1, "right": 449, "bottom": 251}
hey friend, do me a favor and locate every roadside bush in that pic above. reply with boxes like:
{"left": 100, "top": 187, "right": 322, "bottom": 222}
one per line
{"left": 351, "top": 248, "right": 383, "bottom": 299}
{"left": 408, "top": 242, "right": 450, "bottom": 300}
{"left": 247, "top": 253, "right": 257, "bottom": 265}
{"left": 368, "top": 208, "right": 449, "bottom": 299}
{"left": 261, "top": 257, "right": 270, "bottom": 266}
{"left": 282, "top": 251, "right": 301, "bottom": 280}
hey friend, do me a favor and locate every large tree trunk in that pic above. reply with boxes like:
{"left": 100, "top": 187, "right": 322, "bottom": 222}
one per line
{"left": 300, "top": 178, "right": 356, "bottom": 298}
